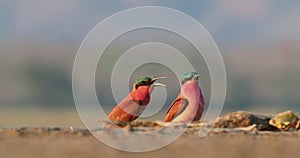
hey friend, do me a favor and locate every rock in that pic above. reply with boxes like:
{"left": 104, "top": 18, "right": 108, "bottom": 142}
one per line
{"left": 213, "top": 111, "right": 278, "bottom": 131}
{"left": 269, "top": 110, "right": 300, "bottom": 131}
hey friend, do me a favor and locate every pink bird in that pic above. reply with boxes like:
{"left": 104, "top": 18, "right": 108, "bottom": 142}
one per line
{"left": 108, "top": 76, "right": 165, "bottom": 127}
{"left": 165, "top": 72, "right": 205, "bottom": 122}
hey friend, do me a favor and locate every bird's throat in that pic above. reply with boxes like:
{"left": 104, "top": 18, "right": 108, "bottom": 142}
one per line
{"left": 131, "top": 86, "right": 151, "bottom": 105}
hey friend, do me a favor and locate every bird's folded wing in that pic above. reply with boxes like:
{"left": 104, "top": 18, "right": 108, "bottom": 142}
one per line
{"left": 164, "top": 98, "right": 188, "bottom": 122}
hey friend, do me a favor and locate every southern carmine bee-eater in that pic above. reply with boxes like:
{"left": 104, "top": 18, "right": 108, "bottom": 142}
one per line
{"left": 164, "top": 71, "right": 205, "bottom": 122}
{"left": 108, "top": 76, "right": 166, "bottom": 127}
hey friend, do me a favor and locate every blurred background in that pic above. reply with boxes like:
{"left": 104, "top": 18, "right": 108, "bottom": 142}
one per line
{"left": 1, "top": 1, "right": 300, "bottom": 127}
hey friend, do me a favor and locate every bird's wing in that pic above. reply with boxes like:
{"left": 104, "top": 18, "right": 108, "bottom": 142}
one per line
{"left": 108, "top": 105, "right": 137, "bottom": 127}
{"left": 108, "top": 95, "right": 146, "bottom": 125}
{"left": 164, "top": 96, "right": 188, "bottom": 122}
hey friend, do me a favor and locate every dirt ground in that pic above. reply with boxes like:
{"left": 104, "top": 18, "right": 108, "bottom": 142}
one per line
{"left": 2, "top": 111, "right": 300, "bottom": 158}
{"left": 1, "top": 126, "right": 300, "bottom": 158}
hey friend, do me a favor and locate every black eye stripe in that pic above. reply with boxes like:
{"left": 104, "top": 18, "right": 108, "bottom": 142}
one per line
{"left": 181, "top": 79, "right": 188, "bottom": 84}
{"left": 135, "top": 80, "right": 152, "bottom": 89}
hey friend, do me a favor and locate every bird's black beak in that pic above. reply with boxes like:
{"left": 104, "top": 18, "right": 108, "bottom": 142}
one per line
{"left": 193, "top": 74, "right": 201, "bottom": 80}
{"left": 151, "top": 76, "right": 166, "bottom": 87}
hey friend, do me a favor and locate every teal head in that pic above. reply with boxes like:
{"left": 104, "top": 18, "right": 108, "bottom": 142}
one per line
{"left": 134, "top": 76, "right": 166, "bottom": 89}
{"left": 181, "top": 71, "right": 200, "bottom": 84}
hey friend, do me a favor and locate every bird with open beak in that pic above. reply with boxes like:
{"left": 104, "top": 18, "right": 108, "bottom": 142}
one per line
{"left": 165, "top": 71, "right": 205, "bottom": 122}
{"left": 108, "top": 76, "right": 166, "bottom": 127}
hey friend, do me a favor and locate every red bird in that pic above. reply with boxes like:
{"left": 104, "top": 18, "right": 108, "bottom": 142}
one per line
{"left": 108, "top": 76, "right": 165, "bottom": 127}
{"left": 165, "top": 72, "right": 205, "bottom": 122}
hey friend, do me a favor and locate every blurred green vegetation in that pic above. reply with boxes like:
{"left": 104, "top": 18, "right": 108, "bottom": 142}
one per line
{"left": 25, "top": 64, "right": 73, "bottom": 106}
{"left": 1, "top": 40, "right": 300, "bottom": 113}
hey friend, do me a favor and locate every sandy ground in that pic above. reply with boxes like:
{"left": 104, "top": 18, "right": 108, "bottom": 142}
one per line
{"left": 1, "top": 125, "right": 300, "bottom": 158}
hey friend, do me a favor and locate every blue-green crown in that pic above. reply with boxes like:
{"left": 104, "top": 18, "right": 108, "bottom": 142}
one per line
{"left": 136, "top": 77, "right": 151, "bottom": 84}
{"left": 135, "top": 77, "right": 152, "bottom": 89}
{"left": 181, "top": 71, "right": 198, "bottom": 84}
